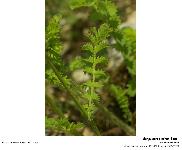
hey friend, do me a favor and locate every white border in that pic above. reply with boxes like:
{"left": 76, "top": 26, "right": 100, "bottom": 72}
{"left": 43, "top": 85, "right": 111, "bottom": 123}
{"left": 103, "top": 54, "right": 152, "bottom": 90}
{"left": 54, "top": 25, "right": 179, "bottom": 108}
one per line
{"left": 0, "top": 0, "right": 182, "bottom": 149}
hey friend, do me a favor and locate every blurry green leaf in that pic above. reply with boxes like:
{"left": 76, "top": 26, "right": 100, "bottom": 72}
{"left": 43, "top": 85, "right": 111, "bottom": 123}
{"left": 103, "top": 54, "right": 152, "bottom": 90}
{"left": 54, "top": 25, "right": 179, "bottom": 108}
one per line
{"left": 70, "top": 57, "right": 85, "bottom": 71}
{"left": 127, "top": 79, "right": 136, "bottom": 97}
{"left": 45, "top": 117, "right": 84, "bottom": 135}
{"left": 110, "top": 84, "right": 132, "bottom": 122}
{"left": 69, "top": 0, "right": 97, "bottom": 9}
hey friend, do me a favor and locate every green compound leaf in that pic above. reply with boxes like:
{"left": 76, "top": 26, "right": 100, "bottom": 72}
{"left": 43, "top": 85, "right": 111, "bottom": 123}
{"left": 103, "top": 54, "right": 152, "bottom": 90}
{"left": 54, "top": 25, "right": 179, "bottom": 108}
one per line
{"left": 78, "top": 24, "right": 111, "bottom": 120}
{"left": 46, "top": 15, "right": 62, "bottom": 54}
{"left": 45, "top": 117, "right": 84, "bottom": 135}
{"left": 110, "top": 84, "right": 132, "bottom": 123}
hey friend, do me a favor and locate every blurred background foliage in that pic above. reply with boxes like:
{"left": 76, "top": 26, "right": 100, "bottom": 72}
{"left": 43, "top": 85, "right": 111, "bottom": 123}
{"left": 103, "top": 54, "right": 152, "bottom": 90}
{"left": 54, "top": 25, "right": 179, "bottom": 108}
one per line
{"left": 46, "top": 0, "right": 136, "bottom": 136}
{"left": 46, "top": 0, "right": 135, "bottom": 59}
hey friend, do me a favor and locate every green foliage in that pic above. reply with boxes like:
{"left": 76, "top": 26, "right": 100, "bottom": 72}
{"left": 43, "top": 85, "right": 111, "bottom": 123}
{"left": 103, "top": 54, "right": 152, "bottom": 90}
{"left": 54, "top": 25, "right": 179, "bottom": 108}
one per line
{"left": 45, "top": 69, "right": 61, "bottom": 88}
{"left": 69, "top": 0, "right": 136, "bottom": 76}
{"left": 45, "top": 117, "right": 84, "bottom": 135}
{"left": 45, "top": 15, "right": 71, "bottom": 90}
{"left": 45, "top": 15, "right": 62, "bottom": 71}
{"left": 69, "top": 0, "right": 136, "bottom": 114}
{"left": 96, "top": 0, "right": 120, "bottom": 28}
{"left": 70, "top": 0, "right": 120, "bottom": 28}
{"left": 69, "top": 57, "right": 85, "bottom": 71}
{"left": 78, "top": 24, "right": 112, "bottom": 120}
{"left": 45, "top": 15, "right": 99, "bottom": 134}
{"left": 46, "top": 15, "right": 62, "bottom": 54}
{"left": 70, "top": 0, "right": 97, "bottom": 9}
{"left": 115, "top": 27, "right": 136, "bottom": 99}
{"left": 69, "top": 24, "right": 112, "bottom": 121}
{"left": 110, "top": 84, "right": 132, "bottom": 122}
{"left": 69, "top": 0, "right": 136, "bottom": 97}
{"left": 115, "top": 27, "right": 136, "bottom": 76}
{"left": 46, "top": 0, "right": 136, "bottom": 136}
{"left": 127, "top": 79, "right": 136, "bottom": 97}
{"left": 45, "top": 16, "right": 78, "bottom": 135}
